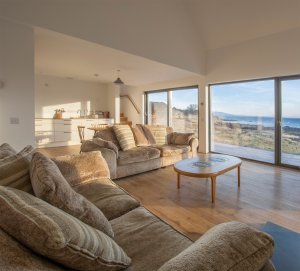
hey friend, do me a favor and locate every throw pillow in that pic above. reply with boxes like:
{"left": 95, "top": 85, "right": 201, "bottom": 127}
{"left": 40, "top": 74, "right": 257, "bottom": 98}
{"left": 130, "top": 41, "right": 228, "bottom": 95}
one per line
{"left": 138, "top": 124, "right": 156, "bottom": 145}
{"left": 52, "top": 151, "right": 110, "bottom": 187}
{"left": 0, "top": 143, "right": 17, "bottom": 159}
{"left": 145, "top": 125, "right": 167, "bottom": 145}
{"left": 113, "top": 125, "right": 136, "bottom": 151}
{"left": 170, "top": 132, "right": 194, "bottom": 145}
{"left": 30, "top": 152, "right": 114, "bottom": 238}
{"left": 0, "top": 145, "right": 35, "bottom": 194}
{"left": 94, "top": 126, "right": 121, "bottom": 150}
{"left": 131, "top": 126, "right": 150, "bottom": 146}
{"left": 0, "top": 186, "right": 131, "bottom": 271}
{"left": 158, "top": 221, "right": 274, "bottom": 271}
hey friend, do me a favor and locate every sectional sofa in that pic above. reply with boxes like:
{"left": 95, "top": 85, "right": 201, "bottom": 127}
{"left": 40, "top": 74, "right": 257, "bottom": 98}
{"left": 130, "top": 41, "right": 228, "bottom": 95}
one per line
{"left": 0, "top": 143, "right": 275, "bottom": 271}
{"left": 81, "top": 124, "right": 199, "bottom": 179}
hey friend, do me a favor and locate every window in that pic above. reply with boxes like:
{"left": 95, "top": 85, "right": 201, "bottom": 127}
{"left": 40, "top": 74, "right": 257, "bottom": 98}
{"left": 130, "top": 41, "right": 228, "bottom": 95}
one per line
{"left": 210, "top": 80, "right": 275, "bottom": 163}
{"left": 210, "top": 76, "right": 300, "bottom": 168}
{"left": 145, "top": 87, "right": 198, "bottom": 137}
{"left": 146, "top": 91, "right": 168, "bottom": 126}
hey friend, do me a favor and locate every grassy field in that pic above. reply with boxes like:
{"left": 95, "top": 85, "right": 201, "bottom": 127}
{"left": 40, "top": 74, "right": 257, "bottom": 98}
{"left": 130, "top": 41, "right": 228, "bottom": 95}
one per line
{"left": 212, "top": 117, "right": 300, "bottom": 155}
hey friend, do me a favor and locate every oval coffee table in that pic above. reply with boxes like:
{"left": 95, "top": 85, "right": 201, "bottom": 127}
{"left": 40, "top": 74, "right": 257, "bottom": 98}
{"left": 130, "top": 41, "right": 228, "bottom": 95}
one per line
{"left": 174, "top": 154, "right": 242, "bottom": 204}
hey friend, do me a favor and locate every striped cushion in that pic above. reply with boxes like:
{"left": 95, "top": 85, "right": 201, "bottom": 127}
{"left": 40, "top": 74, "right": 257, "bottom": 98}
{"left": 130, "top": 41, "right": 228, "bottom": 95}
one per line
{"left": 113, "top": 125, "right": 136, "bottom": 151}
{"left": 0, "top": 145, "right": 35, "bottom": 194}
{"left": 0, "top": 186, "right": 131, "bottom": 271}
{"left": 145, "top": 125, "right": 167, "bottom": 145}
{"left": 0, "top": 143, "right": 17, "bottom": 159}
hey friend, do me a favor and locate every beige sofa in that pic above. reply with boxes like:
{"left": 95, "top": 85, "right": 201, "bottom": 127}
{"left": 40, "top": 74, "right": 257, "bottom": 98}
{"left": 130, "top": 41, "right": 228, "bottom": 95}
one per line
{"left": 0, "top": 143, "right": 275, "bottom": 271}
{"left": 81, "top": 125, "right": 199, "bottom": 179}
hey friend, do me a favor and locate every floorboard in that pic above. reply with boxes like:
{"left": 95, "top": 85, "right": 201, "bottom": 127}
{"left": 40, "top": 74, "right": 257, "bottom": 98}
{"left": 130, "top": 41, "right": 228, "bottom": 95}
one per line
{"left": 39, "top": 145, "right": 300, "bottom": 241}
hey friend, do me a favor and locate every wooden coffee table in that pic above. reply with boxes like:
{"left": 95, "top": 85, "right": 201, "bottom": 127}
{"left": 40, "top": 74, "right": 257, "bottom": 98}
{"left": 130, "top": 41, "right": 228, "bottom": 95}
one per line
{"left": 174, "top": 154, "right": 242, "bottom": 203}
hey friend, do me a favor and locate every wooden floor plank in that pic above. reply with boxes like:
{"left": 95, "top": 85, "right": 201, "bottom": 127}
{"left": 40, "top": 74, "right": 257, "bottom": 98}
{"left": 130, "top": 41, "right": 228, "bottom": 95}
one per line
{"left": 39, "top": 145, "right": 300, "bottom": 241}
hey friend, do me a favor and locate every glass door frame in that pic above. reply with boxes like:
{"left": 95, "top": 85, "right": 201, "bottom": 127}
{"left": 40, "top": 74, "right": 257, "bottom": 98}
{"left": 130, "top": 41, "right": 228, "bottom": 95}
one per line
{"left": 278, "top": 75, "right": 300, "bottom": 169}
{"left": 208, "top": 75, "right": 300, "bottom": 169}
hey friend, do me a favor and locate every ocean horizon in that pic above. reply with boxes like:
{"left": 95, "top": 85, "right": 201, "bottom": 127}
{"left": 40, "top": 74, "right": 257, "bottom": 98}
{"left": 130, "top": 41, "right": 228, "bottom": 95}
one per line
{"left": 213, "top": 112, "right": 300, "bottom": 129}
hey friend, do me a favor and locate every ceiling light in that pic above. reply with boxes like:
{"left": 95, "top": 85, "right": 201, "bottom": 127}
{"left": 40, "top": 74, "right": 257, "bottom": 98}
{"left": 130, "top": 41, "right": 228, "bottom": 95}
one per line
{"left": 113, "top": 69, "right": 124, "bottom": 85}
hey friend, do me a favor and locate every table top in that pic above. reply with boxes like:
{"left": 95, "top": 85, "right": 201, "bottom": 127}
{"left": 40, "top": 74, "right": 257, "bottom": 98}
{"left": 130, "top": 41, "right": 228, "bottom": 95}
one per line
{"left": 174, "top": 153, "right": 242, "bottom": 177}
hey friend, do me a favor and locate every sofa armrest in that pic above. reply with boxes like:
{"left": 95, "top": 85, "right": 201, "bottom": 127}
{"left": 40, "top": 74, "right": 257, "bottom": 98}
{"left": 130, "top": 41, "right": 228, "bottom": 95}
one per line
{"left": 189, "top": 137, "right": 198, "bottom": 156}
{"left": 81, "top": 138, "right": 118, "bottom": 157}
{"left": 158, "top": 221, "right": 274, "bottom": 271}
{"left": 80, "top": 140, "right": 117, "bottom": 179}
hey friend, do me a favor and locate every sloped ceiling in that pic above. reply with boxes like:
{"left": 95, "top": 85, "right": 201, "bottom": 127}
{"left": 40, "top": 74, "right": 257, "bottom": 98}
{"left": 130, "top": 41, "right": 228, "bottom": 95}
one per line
{"left": 184, "top": 0, "right": 300, "bottom": 50}
{"left": 0, "top": 0, "right": 206, "bottom": 74}
{"left": 2, "top": 0, "right": 300, "bottom": 79}
{"left": 35, "top": 28, "right": 198, "bottom": 85}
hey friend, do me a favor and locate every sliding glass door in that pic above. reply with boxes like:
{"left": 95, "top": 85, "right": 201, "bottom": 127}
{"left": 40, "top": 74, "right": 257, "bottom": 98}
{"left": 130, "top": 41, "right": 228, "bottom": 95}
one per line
{"left": 145, "top": 87, "right": 198, "bottom": 137}
{"left": 280, "top": 78, "right": 300, "bottom": 167}
{"left": 210, "top": 76, "right": 300, "bottom": 168}
{"left": 210, "top": 80, "right": 275, "bottom": 163}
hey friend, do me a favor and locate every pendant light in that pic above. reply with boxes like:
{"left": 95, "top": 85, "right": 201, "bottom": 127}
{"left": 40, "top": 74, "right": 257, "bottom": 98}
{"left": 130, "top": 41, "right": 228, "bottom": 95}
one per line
{"left": 113, "top": 69, "right": 124, "bottom": 85}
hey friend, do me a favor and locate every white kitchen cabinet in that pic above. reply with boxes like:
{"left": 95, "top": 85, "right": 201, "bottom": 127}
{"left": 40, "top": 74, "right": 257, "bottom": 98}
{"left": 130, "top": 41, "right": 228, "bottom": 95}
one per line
{"left": 35, "top": 118, "right": 114, "bottom": 147}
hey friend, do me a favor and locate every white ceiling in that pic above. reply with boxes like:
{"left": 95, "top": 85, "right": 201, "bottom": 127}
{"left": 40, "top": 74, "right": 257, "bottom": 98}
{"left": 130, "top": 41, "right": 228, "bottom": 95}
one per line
{"left": 33, "top": 0, "right": 300, "bottom": 84}
{"left": 35, "top": 28, "right": 198, "bottom": 85}
{"left": 185, "top": 0, "right": 300, "bottom": 50}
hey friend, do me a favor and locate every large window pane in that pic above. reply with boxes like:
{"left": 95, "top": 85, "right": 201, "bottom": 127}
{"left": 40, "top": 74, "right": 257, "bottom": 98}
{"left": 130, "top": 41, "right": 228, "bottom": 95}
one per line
{"left": 210, "top": 80, "right": 275, "bottom": 163}
{"left": 171, "top": 88, "right": 198, "bottom": 137}
{"left": 281, "top": 79, "right": 300, "bottom": 166}
{"left": 147, "top": 92, "right": 168, "bottom": 125}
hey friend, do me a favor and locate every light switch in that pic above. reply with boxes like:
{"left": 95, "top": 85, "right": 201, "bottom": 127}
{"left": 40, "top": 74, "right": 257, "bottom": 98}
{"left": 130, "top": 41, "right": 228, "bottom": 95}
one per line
{"left": 10, "top": 117, "right": 20, "bottom": 124}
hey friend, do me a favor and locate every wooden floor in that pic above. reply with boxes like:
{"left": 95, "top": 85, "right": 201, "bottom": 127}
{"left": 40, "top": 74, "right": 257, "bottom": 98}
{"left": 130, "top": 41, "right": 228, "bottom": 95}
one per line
{"left": 39, "top": 145, "right": 300, "bottom": 241}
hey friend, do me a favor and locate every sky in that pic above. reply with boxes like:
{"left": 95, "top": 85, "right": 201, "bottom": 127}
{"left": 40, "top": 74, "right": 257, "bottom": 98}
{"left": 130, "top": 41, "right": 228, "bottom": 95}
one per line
{"left": 211, "top": 79, "right": 300, "bottom": 118}
{"left": 147, "top": 88, "right": 198, "bottom": 110}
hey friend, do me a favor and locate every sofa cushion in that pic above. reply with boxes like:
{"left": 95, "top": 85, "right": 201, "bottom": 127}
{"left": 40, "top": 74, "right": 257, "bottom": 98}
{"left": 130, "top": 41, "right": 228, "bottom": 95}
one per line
{"left": 113, "top": 125, "right": 136, "bottom": 151}
{"left": 170, "top": 132, "right": 194, "bottom": 145}
{"left": 158, "top": 221, "right": 274, "bottom": 271}
{"left": 154, "top": 144, "right": 191, "bottom": 157}
{"left": 0, "top": 186, "right": 131, "bottom": 271}
{"left": 74, "top": 178, "right": 140, "bottom": 220}
{"left": 110, "top": 207, "right": 192, "bottom": 271}
{"left": 0, "top": 228, "right": 66, "bottom": 271}
{"left": 0, "top": 143, "right": 17, "bottom": 159}
{"left": 132, "top": 126, "right": 150, "bottom": 146}
{"left": 30, "top": 152, "right": 114, "bottom": 238}
{"left": 53, "top": 151, "right": 110, "bottom": 187}
{"left": 94, "top": 126, "right": 121, "bottom": 150}
{"left": 0, "top": 145, "right": 35, "bottom": 194}
{"left": 118, "top": 147, "right": 161, "bottom": 165}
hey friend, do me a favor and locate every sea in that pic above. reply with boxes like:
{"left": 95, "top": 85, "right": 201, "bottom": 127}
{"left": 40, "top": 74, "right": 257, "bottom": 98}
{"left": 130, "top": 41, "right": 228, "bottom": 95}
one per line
{"left": 213, "top": 113, "right": 300, "bottom": 129}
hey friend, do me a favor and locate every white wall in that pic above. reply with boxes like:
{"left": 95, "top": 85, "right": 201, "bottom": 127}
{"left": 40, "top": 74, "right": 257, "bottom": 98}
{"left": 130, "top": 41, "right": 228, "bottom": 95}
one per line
{"left": 0, "top": 19, "right": 35, "bottom": 151}
{"left": 0, "top": 0, "right": 205, "bottom": 74}
{"left": 206, "top": 27, "right": 300, "bottom": 83}
{"left": 35, "top": 75, "right": 109, "bottom": 118}
{"left": 120, "top": 76, "right": 209, "bottom": 153}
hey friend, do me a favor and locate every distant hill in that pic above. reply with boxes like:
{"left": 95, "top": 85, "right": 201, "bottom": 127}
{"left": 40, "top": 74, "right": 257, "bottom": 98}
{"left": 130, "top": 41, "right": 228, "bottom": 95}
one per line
{"left": 212, "top": 111, "right": 236, "bottom": 118}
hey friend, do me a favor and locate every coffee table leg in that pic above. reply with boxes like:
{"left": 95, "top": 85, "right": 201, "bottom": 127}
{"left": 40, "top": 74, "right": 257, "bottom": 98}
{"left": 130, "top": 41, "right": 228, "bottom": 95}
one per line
{"left": 238, "top": 166, "right": 241, "bottom": 188}
{"left": 177, "top": 173, "right": 181, "bottom": 189}
{"left": 211, "top": 176, "right": 216, "bottom": 203}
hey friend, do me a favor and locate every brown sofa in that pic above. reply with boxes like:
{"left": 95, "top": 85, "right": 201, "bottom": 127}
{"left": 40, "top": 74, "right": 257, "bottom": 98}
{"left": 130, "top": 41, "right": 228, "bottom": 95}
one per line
{"left": 81, "top": 125, "right": 199, "bottom": 179}
{"left": 0, "top": 143, "right": 276, "bottom": 271}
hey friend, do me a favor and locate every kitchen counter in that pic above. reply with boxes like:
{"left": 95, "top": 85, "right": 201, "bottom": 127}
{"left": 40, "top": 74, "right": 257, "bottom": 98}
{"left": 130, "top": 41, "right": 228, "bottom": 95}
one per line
{"left": 35, "top": 118, "right": 114, "bottom": 147}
